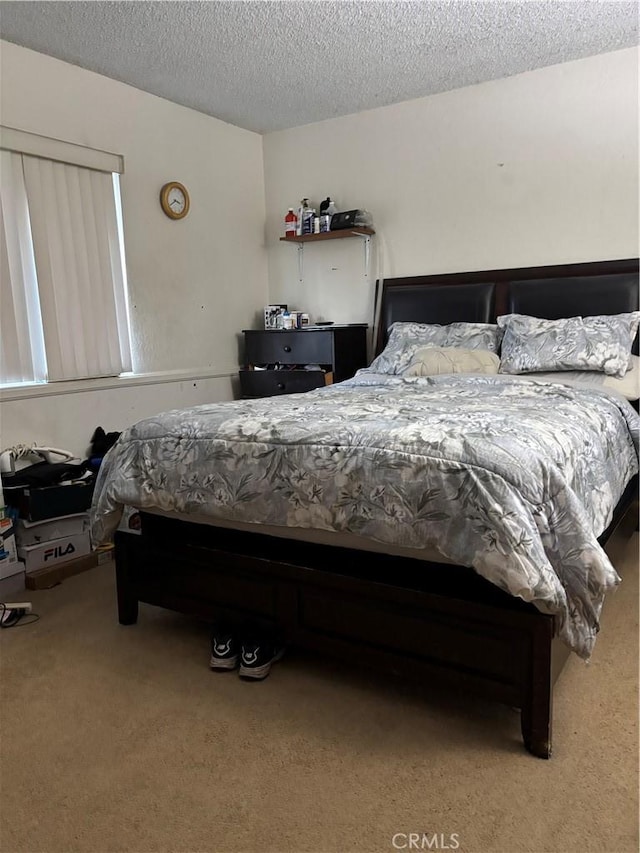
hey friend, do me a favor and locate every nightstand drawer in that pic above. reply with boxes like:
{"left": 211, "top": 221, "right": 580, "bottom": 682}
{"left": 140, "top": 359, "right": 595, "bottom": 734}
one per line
{"left": 245, "top": 331, "right": 333, "bottom": 365}
{"left": 240, "top": 325, "right": 367, "bottom": 397}
{"left": 239, "top": 370, "right": 328, "bottom": 398}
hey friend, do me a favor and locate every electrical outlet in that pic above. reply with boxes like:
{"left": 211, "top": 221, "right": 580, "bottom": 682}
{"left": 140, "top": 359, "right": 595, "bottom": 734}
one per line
{"left": 3, "top": 602, "right": 32, "bottom": 613}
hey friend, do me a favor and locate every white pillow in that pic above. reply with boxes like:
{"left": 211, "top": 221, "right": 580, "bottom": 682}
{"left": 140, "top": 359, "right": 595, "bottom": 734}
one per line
{"left": 403, "top": 346, "right": 501, "bottom": 377}
{"left": 517, "top": 355, "right": 640, "bottom": 401}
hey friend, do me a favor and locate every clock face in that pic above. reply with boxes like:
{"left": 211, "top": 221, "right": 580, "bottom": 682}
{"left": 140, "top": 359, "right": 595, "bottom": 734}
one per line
{"left": 167, "top": 186, "right": 185, "bottom": 214}
{"left": 160, "top": 181, "right": 190, "bottom": 219}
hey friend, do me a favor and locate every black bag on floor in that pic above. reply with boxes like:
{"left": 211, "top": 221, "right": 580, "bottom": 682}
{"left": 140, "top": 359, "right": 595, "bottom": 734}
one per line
{"left": 1, "top": 459, "right": 89, "bottom": 489}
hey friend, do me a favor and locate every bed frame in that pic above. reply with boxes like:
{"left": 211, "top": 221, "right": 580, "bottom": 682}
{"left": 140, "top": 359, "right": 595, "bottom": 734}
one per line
{"left": 114, "top": 258, "right": 639, "bottom": 759}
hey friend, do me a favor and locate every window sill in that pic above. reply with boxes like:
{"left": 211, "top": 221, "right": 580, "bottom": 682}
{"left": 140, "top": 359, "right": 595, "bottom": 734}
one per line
{"left": 0, "top": 367, "right": 238, "bottom": 402}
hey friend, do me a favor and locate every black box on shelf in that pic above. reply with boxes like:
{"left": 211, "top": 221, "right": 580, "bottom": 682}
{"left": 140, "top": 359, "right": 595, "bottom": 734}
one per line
{"left": 4, "top": 480, "right": 95, "bottom": 522}
{"left": 330, "top": 210, "right": 358, "bottom": 230}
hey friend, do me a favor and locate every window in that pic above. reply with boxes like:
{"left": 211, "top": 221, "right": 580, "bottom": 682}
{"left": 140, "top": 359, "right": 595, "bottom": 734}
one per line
{"left": 0, "top": 128, "right": 132, "bottom": 386}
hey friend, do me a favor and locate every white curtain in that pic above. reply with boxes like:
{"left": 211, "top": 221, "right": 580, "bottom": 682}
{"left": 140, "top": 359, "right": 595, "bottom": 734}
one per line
{"left": 0, "top": 150, "right": 46, "bottom": 384}
{"left": 21, "top": 155, "right": 132, "bottom": 381}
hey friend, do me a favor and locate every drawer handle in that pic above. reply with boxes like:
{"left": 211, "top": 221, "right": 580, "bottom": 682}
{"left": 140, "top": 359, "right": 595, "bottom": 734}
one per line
{"left": 276, "top": 382, "right": 285, "bottom": 390}
{"left": 283, "top": 345, "right": 292, "bottom": 353}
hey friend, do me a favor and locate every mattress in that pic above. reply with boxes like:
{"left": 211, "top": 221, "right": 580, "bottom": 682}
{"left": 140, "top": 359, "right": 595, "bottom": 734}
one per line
{"left": 91, "top": 372, "right": 639, "bottom": 657}
{"left": 144, "top": 506, "right": 456, "bottom": 564}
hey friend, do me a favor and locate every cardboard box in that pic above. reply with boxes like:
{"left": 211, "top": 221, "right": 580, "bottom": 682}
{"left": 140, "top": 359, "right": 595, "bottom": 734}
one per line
{"left": 1, "top": 515, "right": 15, "bottom": 544}
{"left": 5, "top": 479, "right": 95, "bottom": 522}
{"left": 0, "top": 516, "right": 19, "bottom": 578}
{"left": 25, "top": 546, "right": 113, "bottom": 590}
{"left": 0, "top": 545, "right": 19, "bottom": 580}
{"left": 16, "top": 512, "right": 89, "bottom": 547}
{"left": 18, "top": 531, "right": 91, "bottom": 574}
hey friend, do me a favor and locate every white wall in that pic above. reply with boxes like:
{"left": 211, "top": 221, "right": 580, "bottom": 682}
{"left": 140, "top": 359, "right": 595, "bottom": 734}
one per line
{"left": 1, "top": 376, "right": 238, "bottom": 460}
{"left": 2, "top": 44, "right": 638, "bottom": 456}
{"left": 0, "top": 40, "right": 267, "bottom": 456}
{"left": 263, "top": 48, "right": 639, "bottom": 328}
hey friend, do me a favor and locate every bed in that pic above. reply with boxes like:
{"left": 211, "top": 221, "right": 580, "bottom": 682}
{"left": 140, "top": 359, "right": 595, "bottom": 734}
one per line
{"left": 92, "top": 257, "right": 639, "bottom": 759}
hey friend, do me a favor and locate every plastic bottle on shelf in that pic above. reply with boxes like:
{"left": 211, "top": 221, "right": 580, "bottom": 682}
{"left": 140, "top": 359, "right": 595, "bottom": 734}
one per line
{"left": 324, "top": 198, "right": 338, "bottom": 217}
{"left": 319, "top": 197, "right": 332, "bottom": 215}
{"left": 302, "top": 206, "right": 314, "bottom": 235}
{"left": 297, "top": 199, "right": 310, "bottom": 236}
{"left": 284, "top": 208, "right": 297, "bottom": 237}
{"left": 324, "top": 198, "right": 338, "bottom": 230}
{"left": 313, "top": 211, "right": 320, "bottom": 234}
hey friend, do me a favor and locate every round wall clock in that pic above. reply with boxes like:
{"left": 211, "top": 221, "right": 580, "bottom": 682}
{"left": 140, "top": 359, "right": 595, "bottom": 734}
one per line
{"left": 160, "top": 181, "right": 190, "bottom": 219}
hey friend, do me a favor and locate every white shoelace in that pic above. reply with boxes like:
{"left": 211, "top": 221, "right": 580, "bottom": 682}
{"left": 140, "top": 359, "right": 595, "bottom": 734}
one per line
{"left": 0, "top": 444, "right": 46, "bottom": 474}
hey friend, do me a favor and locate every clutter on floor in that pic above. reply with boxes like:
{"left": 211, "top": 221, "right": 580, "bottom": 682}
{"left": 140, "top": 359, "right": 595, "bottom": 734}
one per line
{"left": 88, "top": 426, "right": 121, "bottom": 473}
{"left": 0, "top": 430, "right": 119, "bottom": 595}
{"left": 0, "top": 509, "right": 21, "bottom": 593}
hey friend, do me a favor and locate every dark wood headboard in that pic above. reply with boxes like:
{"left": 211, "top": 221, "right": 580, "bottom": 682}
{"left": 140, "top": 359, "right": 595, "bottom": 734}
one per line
{"left": 375, "top": 258, "right": 639, "bottom": 355}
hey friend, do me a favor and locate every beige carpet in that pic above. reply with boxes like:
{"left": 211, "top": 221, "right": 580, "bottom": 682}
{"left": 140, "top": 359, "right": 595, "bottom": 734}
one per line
{"left": 1, "top": 531, "right": 637, "bottom": 853}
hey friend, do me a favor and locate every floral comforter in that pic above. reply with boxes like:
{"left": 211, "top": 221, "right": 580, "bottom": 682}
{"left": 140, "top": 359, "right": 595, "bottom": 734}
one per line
{"left": 90, "top": 374, "right": 639, "bottom": 658}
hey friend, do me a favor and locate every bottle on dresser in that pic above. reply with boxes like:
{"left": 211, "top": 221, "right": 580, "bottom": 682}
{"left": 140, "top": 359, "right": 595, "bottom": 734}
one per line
{"left": 282, "top": 310, "right": 295, "bottom": 330}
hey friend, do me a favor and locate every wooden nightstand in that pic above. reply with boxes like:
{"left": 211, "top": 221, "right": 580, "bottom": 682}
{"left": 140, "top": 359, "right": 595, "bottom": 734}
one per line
{"left": 239, "top": 325, "right": 368, "bottom": 398}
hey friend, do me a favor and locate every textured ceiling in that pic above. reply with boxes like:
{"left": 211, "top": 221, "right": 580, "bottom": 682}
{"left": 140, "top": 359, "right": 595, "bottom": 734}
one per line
{"left": 1, "top": 1, "right": 638, "bottom": 134}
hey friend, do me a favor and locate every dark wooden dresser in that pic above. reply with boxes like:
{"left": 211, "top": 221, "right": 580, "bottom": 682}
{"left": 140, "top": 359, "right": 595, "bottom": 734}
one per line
{"left": 240, "top": 325, "right": 368, "bottom": 398}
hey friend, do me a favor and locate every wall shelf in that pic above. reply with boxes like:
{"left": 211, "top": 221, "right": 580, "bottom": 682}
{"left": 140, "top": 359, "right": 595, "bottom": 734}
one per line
{"left": 279, "top": 227, "right": 374, "bottom": 243}
{"left": 280, "top": 227, "right": 375, "bottom": 281}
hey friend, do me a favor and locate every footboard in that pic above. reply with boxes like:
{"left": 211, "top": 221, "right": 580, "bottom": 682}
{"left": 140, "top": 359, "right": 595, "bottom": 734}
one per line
{"left": 115, "top": 516, "right": 565, "bottom": 759}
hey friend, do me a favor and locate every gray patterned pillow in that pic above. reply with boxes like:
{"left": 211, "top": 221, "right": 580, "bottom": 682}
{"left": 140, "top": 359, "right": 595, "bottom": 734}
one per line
{"left": 498, "top": 312, "right": 640, "bottom": 378}
{"left": 366, "top": 321, "right": 502, "bottom": 375}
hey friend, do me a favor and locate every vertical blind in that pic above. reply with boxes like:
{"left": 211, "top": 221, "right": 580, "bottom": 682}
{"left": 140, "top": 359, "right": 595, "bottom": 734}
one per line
{"left": 0, "top": 149, "right": 131, "bottom": 385}
{"left": 0, "top": 151, "right": 46, "bottom": 384}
